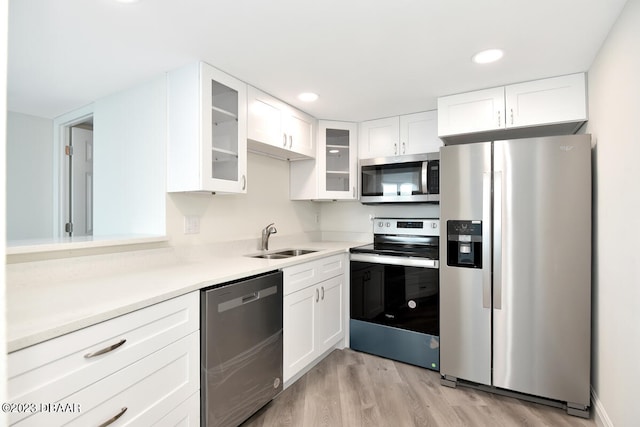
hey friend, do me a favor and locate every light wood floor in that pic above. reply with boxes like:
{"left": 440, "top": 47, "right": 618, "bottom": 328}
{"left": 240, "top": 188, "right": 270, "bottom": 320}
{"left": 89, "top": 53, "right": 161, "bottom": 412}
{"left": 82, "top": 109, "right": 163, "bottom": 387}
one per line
{"left": 242, "top": 349, "right": 596, "bottom": 427}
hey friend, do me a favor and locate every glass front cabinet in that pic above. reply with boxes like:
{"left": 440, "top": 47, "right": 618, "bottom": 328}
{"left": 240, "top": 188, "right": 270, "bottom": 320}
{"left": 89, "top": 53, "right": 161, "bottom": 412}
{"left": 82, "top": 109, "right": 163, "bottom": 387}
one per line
{"left": 290, "top": 120, "right": 358, "bottom": 200}
{"left": 167, "top": 61, "right": 247, "bottom": 193}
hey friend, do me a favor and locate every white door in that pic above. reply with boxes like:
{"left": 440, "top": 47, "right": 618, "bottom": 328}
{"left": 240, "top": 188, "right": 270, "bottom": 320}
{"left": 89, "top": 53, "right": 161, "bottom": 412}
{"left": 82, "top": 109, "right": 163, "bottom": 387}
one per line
{"left": 400, "top": 110, "right": 442, "bottom": 155}
{"left": 437, "top": 87, "right": 505, "bottom": 137}
{"left": 283, "top": 286, "right": 317, "bottom": 382}
{"left": 505, "top": 73, "right": 587, "bottom": 129}
{"left": 286, "top": 109, "right": 315, "bottom": 158}
{"left": 319, "top": 121, "right": 357, "bottom": 200}
{"left": 358, "top": 117, "right": 399, "bottom": 159}
{"left": 68, "top": 127, "right": 93, "bottom": 236}
{"left": 316, "top": 276, "right": 344, "bottom": 352}
{"left": 247, "top": 87, "right": 283, "bottom": 148}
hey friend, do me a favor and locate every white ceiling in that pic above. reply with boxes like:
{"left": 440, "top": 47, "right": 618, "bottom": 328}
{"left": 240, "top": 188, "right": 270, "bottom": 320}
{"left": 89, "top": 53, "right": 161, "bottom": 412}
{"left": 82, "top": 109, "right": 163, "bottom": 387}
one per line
{"left": 8, "top": 0, "right": 628, "bottom": 122}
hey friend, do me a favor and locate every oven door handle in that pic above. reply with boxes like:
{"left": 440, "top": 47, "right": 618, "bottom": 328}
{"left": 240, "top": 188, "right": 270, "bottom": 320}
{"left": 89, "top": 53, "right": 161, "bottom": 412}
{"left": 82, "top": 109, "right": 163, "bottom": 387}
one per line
{"left": 350, "top": 253, "right": 439, "bottom": 269}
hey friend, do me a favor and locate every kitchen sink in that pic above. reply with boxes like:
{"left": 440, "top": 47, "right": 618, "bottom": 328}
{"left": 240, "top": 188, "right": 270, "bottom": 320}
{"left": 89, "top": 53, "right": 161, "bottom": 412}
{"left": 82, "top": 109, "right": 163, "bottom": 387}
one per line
{"left": 248, "top": 249, "right": 317, "bottom": 259}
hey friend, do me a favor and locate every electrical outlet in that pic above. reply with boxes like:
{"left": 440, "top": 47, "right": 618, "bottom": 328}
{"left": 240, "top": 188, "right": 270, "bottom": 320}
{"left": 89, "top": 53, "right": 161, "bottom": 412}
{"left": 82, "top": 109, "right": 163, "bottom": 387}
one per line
{"left": 184, "top": 215, "right": 200, "bottom": 234}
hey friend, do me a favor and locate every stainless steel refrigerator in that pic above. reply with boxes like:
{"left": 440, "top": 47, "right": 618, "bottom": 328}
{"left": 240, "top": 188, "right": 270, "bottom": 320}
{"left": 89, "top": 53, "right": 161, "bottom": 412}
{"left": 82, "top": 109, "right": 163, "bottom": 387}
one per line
{"left": 439, "top": 134, "right": 591, "bottom": 417}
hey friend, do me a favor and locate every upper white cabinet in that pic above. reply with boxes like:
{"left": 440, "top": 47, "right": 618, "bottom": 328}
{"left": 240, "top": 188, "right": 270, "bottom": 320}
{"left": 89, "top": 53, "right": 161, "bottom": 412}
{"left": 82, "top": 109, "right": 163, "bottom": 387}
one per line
{"left": 290, "top": 121, "right": 358, "bottom": 200}
{"left": 247, "top": 86, "right": 316, "bottom": 160}
{"left": 359, "top": 110, "right": 442, "bottom": 159}
{"left": 167, "top": 61, "right": 247, "bottom": 193}
{"left": 438, "top": 73, "right": 587, "bottom": 143}
{"left": 358, "top": 116, "right": 399, "bottom": 158}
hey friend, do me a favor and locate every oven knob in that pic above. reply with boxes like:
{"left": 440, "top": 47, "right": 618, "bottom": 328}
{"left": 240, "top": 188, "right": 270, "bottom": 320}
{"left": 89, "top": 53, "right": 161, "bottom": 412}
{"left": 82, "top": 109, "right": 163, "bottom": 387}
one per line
{"left": 431, "top": 222, "right": 438, "bottom": 229}
{"left": 386, "top": 222, "right": 391, "bottom": 228}
{"left": 378, "top": 221, "right": 384, "bottom": 227}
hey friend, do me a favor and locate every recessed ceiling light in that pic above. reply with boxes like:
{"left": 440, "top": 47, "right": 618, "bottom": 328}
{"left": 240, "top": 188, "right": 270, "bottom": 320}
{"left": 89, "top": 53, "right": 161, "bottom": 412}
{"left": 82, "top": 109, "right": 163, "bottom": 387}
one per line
{"left": 472, "top": 49, "right": 504, "bottom": 64}
{"left": 115, "top": 0, "right": 140, "bottom": 3}
{"left": 298, "top": 92, "right": 319, "bottom": 102}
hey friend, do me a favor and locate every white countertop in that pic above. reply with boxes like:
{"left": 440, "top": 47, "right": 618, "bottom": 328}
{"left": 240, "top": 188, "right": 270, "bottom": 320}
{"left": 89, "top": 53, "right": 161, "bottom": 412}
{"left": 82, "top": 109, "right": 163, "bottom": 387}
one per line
{"left": 6, "top": 240, "right": 363, "bottom": 353}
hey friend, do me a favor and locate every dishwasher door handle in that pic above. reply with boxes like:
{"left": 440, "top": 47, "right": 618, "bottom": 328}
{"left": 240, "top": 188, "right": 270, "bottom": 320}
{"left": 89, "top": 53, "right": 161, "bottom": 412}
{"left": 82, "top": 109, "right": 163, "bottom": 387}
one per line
{"left": 217, "top": 285, "right": 279, "bottom": 313}
{"left": 242, "top": 292, "right": 258, "bottom": 304}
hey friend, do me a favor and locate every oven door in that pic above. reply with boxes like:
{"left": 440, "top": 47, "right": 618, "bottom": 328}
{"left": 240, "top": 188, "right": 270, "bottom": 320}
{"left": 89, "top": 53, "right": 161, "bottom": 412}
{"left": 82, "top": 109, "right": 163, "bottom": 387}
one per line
{"left": 350, "top": 253, "right": 439, "bottom": 336}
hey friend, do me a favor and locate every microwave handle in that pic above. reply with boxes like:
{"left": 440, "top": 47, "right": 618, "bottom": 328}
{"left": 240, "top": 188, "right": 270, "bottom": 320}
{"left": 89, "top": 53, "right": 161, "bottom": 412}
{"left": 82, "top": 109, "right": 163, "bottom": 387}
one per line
{"left": 421, "top": 161, "right": 428, "bottom": 194}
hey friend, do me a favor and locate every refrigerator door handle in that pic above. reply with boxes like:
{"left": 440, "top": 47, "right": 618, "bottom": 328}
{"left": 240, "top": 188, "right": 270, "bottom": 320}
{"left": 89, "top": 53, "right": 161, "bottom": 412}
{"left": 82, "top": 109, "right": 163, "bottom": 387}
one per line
{"left": 493, "top": 171, "right": 503, "bottom": 310}
{"left": 482, "top": 172, "right": 492, "bottom": 309}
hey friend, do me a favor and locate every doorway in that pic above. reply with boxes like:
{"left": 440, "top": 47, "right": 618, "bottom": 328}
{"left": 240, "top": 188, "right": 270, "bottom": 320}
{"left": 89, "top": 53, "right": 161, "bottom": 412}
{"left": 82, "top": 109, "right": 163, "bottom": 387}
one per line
{"left": 65, "top": 122, "right": 93, "bottom": 237}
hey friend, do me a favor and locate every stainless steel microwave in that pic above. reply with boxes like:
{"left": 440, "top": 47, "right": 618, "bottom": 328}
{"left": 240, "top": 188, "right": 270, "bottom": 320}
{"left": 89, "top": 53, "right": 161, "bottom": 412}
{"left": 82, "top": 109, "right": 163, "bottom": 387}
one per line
{"left": 359, "top": 153, "right": 439, "bottom": 204}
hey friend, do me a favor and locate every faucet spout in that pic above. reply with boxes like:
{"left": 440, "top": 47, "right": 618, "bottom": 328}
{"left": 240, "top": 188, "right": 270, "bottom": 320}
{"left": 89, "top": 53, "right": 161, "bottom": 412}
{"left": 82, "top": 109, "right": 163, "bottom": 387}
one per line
{"left": 261, "top": 223, "right": 277, "bottom": 251}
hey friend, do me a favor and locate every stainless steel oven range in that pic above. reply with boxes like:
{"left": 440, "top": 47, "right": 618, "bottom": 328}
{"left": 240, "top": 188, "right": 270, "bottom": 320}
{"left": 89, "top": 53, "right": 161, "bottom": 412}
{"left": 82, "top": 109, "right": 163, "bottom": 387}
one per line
{"left": 350, "top": 218, "right": 440, "bottom": 370}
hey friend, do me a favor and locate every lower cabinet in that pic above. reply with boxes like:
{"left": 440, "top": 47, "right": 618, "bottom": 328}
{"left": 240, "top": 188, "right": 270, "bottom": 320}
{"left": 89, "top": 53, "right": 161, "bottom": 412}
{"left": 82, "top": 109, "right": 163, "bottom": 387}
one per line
{"left": 283, "top": 254, "right": 347, "bottom": 383}
{"left": 6, "top": 292, "right": 200, "bottom": 426}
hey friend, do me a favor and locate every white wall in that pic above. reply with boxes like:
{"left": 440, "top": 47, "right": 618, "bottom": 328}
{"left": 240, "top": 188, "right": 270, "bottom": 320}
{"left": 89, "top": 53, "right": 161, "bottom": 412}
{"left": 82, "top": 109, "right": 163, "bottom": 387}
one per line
{"left": 587, "top": 1, "right": 640, "bottom": 426}
{"left": 93, "top": 75, "right": 166, "bottom": 237}
{"left": 6, "top": 112, "right": 54, "bottom": 241}
{"left": 166, "top": 152, "right": 320, "bottom": 248}
{"left": 320, "top": 200, "right": 440, "bottom": 241}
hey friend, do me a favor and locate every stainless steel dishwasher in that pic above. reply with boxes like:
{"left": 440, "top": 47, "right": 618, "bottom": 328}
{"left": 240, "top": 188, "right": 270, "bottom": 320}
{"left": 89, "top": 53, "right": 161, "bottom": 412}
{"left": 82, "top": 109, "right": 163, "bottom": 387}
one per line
{"left": 201, "top": 270, "right": 283, "bottom": 427}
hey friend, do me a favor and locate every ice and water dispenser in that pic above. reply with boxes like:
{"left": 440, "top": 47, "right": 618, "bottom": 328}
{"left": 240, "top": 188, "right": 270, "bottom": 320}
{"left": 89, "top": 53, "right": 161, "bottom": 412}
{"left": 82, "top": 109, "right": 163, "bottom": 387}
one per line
{"left": 447, "top": 220, "right": 483, "bottom": 268}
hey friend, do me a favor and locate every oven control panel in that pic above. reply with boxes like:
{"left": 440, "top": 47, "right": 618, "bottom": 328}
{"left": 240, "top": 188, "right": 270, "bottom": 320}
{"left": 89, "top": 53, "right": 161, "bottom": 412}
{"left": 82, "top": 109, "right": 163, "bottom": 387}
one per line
{"left": 373, "top": 218, "right": 439, "bottom": 236}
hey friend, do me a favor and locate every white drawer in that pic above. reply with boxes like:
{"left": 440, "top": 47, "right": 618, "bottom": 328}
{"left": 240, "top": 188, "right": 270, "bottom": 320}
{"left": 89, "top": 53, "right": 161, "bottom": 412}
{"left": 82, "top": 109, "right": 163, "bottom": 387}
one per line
{"left": 283, "top": 254, "right": 346, "bottom": 295}
{"left": 8, "top": 292, "right": 199, "bottom": 424}
{"left": 11, "top": 331, "right": 199, "bottom": 426}
{"left": 155, "top": 391, "right": 200, "bottom": 427}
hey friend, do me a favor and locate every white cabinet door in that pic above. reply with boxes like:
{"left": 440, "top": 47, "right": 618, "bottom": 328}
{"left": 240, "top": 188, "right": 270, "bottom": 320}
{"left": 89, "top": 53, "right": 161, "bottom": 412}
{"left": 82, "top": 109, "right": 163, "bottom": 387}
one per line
{"left": 291, "top": 121, "right": 358, "bottom": 200}
{"left": 286, "top": 107, "right": 315, "bottom": 158}
{"left": 167, "top": 61, "right": 247, "bottom": 193}
{"left": 247, "top": 86, "right": 316, "bottom": 160}
{"left": 437, "top": 87, "right": 505, "bottom": 137}
{"left": 202, "top": 64, "right": 248, "bottom": 193}
{"left": 316, "top": 275, "right": 344, "bottom": 353}
{"left": 358, "top": 116, "right": 400, "bottom": 159}
{"left": 400, "top": 110, "right": 443, "bottom": 155}
{"left": 319, "top": 121, "right": 357, "bottom": 200}
{"left": 283, "top": 285, "right": 317, "bottom": 382}
{"left": 506, "top": 73, "right": 587, "bottom": 128}
{"left": 247, "top": 86, "right": 284, "bottom": 149}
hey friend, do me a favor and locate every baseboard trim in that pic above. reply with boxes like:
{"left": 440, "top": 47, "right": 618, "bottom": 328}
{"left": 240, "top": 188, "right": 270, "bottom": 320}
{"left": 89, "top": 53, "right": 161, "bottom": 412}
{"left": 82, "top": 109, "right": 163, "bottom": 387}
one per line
{"left": 592, "top": 387, "right": 613, "bottom": 427}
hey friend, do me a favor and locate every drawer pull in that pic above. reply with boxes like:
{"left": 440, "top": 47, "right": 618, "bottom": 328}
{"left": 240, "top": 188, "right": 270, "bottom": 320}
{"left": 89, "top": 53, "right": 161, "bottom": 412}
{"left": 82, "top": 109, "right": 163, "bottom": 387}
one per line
{"left": 84, "top": 339, "right": 127, "bottom": 359}
{"left": 98, "top": 407, "right": 128, "bottom": 427}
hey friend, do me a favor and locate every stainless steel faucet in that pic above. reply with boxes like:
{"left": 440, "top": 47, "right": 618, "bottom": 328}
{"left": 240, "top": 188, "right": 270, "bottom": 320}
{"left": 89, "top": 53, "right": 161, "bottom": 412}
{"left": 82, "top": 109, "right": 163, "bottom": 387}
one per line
{"left": 261, "top": 223, "right": 277, "bottom": 250}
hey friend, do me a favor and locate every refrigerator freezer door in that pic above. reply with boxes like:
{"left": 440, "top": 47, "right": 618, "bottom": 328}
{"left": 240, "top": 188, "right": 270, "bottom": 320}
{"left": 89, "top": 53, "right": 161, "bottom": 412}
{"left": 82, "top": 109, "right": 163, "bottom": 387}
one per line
{"left": 492, "top": 135, "right": 591, "bottom": 406}
{"left": 440, "top": 142, "right": 492, "bottom": 386}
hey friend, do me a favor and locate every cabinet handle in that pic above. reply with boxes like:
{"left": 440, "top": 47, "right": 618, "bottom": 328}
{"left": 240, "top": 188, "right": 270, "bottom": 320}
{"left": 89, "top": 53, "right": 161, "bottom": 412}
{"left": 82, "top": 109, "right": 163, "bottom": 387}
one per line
{"left": 289, "top": 135, "right": 293, "bottom": 149}
{"left": 315, "top": 288, "right": 319, "bottom": 303}
{"left": 283, "top": 133, "right": 287, "bottom": 147}
{"left": 84, "top": 339, "right": 126, "bottom": 359}
{"left": 497, "top": 110, "right": 501, "bottom": 127}
{"left": 510, "top": 108, "right": 514, "bottom": 125}
{"left": 321, "top": 286, "right": 325, "bottom": 300}
{"left": 402, "top": 142, "right": 406, "bottom": 154}
{"left": 242, "top": 174, "right": 246, "bottom": 190}
{"left": 353, "top": 187, "right": 356, "bottom": 198}
{"left": 98, "top": 407, "right": 128, "bottom": 427}
{"left": 394, "top": 143, "right": 398, "bottom": 155}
